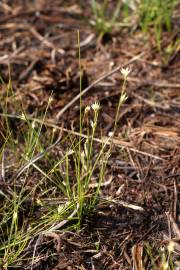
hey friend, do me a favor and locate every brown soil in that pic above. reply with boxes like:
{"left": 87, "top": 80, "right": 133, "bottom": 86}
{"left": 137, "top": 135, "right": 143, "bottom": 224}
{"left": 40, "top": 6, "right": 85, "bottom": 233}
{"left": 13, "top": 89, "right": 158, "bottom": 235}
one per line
{"left": 0, "top": 1, "right": 180, "bottom": 269}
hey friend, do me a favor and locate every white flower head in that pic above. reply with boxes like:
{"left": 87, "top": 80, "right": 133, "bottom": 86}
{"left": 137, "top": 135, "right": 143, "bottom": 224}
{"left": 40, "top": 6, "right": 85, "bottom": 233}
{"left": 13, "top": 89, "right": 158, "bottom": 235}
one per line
{"left": 91, "top": 101, "right": 100, "bottom": 112}
{"left": 85, "top": 106, "right": 91, "bottom": 114}
{"left": 108, "top": 131, "right": 114, "bottom": 137}
{"left": 120, "top": 67, "right": 131, "bottom": 78}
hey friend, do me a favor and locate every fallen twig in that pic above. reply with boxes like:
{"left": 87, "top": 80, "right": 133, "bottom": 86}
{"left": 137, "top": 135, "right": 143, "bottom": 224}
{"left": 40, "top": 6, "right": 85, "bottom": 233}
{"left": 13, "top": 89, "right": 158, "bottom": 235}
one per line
{"left": 56, "top": 52, "right": 145, "bottom": 119}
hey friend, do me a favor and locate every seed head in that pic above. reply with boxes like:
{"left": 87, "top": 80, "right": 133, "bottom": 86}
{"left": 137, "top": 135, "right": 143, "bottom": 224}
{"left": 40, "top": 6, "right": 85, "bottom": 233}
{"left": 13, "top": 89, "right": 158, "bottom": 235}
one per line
{"left": 85, "top": 106, "right": 91, "bottom": 114}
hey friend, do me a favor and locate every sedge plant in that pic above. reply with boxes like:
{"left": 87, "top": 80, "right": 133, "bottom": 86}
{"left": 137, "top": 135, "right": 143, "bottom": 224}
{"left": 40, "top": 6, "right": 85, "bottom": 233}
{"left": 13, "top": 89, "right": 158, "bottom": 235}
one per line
{"left": 144, "top": 242, "right": 176, "bottom": 270}
{"left": 0, "top": 45, "right": 129, "bottom": 268}
{"left": 138, "top": 0, "right": 177, "bottom": 49}
{"left": 90, "top": 0, "right": 121, "bottom": 38}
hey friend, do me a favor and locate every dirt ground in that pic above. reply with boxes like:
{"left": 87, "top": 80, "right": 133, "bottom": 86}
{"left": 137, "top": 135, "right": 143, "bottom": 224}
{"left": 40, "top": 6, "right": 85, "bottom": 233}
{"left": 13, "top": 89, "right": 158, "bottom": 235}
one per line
{"left": 0, "top": 1, "right": 180, "bottom": 269}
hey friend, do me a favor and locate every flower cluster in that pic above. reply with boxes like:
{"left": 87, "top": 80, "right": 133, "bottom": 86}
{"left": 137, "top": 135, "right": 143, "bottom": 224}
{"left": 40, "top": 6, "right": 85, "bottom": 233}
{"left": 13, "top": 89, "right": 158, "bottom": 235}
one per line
{"left": 91, "top": 101, "right": 100, "bottom": 112}
{"left": 84, "top": 101, "right": 100, "bottom": 114}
